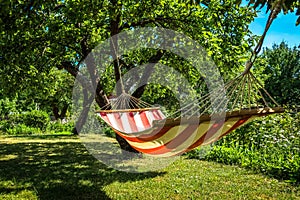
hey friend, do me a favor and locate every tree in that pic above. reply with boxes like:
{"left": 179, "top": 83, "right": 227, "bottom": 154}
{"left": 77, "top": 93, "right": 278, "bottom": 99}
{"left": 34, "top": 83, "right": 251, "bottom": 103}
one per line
{"left": 257, "top": 42, "right": 300, "bottom": 106}
{"left": 26, "top": 68, "right": 74, "bottom": 120}
{"left": 0, "top": 0, "right": 257, "bottom": 152}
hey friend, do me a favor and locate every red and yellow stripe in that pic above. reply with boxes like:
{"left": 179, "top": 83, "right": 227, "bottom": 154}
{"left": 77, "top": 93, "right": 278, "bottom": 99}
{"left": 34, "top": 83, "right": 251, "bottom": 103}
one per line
{"left": 97, "top": 107, "right": 283, "bottom": 157}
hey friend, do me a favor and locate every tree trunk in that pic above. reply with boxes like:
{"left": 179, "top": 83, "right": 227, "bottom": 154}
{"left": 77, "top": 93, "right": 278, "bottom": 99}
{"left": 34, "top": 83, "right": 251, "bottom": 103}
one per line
{"left": 60, "top": 104, "right": 68, "bottom": 119}
{"left": 73, "top": 89, "right": 93, "bottom": 135}
{"left": 132, "top": 50, "right": 164, "bottom": 98}
{"left": 52, "top": 104, "right": 60, "bottom": 120}
{"left": 52, "top": 104, "right": 69, "bottom": 120}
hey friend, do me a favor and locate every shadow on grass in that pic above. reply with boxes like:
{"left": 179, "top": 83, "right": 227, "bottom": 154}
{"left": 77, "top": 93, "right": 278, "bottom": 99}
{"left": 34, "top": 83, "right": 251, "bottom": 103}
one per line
{"left": 7, "top": 133, "right": 75, "bottom": 139}
{"left": 0, "top": 137, "right": 166, "bottom": 199}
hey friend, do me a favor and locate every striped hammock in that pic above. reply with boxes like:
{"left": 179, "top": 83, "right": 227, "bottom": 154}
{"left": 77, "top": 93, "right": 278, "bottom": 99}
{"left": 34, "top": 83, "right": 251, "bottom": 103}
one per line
{"left": 96, "top": 72, "right": 284, "bottom": 157}
{"left": 97, "top": 107, "right": 283, "bottom": 157}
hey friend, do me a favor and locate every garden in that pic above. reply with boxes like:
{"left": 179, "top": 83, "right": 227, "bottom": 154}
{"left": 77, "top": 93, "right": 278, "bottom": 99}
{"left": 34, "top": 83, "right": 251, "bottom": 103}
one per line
{"left": 1, "top": 0, "right": 299, "bottom": 199}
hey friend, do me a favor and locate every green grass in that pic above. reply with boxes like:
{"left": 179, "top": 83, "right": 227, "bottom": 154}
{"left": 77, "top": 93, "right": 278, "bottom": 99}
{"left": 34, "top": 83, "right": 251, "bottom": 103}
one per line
{"left": 0, "top": 135, "right": 299, "bottom": 200}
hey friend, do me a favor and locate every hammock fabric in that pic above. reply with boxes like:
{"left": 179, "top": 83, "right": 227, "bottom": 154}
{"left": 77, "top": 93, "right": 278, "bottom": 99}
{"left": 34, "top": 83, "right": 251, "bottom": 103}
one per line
{"left": 98, "top": 108, "right": 166, "bottom": 134}
{"left": 97, "top": 107, "right": 283, "bottom": 157}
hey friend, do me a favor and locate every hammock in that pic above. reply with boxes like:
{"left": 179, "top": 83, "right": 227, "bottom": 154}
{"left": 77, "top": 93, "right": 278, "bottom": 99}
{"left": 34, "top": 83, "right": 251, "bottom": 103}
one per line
{"left": 96, "top": 72, "right": 284, "bottom": 157}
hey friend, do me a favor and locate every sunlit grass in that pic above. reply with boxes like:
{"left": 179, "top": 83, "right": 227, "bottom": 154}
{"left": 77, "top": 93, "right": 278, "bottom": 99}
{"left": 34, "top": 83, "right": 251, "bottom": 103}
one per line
{"left": 104, "top": 159, "right": 300, "bottom": 200}
{"left": 0, "top": 135, "right": 299, "bottom": 200}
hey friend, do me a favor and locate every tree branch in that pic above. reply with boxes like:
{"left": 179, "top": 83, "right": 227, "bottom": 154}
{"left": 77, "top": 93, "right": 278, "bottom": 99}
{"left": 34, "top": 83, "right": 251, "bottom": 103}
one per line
{"left": 120, "top": 17, "right": 186, "bottom": 30}
{"left": 60, "top": 61, "right": 94, "bottom": 93}
{"left": 132, "top": 50, "right": 165, "bottom": 98}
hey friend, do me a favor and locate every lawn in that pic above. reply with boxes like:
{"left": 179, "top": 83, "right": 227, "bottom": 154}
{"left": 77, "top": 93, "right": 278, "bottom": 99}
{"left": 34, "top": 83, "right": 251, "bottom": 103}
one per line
{"left": 0, "top": 135, "right": 299, "bottom": 200}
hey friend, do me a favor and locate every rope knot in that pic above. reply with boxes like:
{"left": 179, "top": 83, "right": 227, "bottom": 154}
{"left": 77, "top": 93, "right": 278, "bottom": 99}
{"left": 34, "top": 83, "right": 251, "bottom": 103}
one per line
{"left": 242, "top": 61, "right": 253, "bottom": 75}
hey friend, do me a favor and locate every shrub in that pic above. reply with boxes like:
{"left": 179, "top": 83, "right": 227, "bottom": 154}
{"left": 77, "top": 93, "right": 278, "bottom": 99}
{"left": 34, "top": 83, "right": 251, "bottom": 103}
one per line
{"left": 46, "top": 120, "right": 74, "bottom": 133}
{"left": 6, "top": 124, "right": 40, "bottom": 135}
{"left": 187, "top": 111, "right": 300, "bottom": 182}
{"left": 101, "top": 124, "right": 116, "bottom": 138}
{"left": 0, "top": 110, "right": 51, "bottom": 135}
{"left": 0, "top": 98, "right": 18, "bottom": 118}
{"left": 10, "top": 110, "right": 50, "bottom": 131}
{"left": 0, "top": 120, "right": 11, "bottom": 133}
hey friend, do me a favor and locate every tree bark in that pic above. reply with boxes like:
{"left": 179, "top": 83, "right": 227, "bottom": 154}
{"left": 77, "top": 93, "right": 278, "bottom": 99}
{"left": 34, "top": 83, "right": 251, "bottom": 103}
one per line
{"left": 52, "top": 104, "right": 69, "bottom": 120}
{"left": 132, "top": 50, "right": 164, "bottom": 98}
{"left": 60, "top": 104, "right": 68, "bottom": 119}
{"left": 73, "top": 89, "right": 93, "bottom": 135}
{"left": 52, "top": 104, "right": 60, "bottom": 120}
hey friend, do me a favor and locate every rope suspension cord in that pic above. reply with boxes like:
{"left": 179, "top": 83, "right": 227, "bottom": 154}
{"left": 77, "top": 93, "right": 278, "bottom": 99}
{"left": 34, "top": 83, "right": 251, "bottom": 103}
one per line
{"left": 242, "top": 0, "right": 283, "bottom": 75}
{"left": 100, "top": 39, "right": 155, "bottom": 110}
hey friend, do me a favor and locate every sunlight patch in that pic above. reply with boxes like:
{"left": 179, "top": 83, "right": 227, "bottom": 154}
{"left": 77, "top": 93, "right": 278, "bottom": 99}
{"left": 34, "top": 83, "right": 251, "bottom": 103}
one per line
{"left": 0, "top": 154, "right": 18, "bottom": 161}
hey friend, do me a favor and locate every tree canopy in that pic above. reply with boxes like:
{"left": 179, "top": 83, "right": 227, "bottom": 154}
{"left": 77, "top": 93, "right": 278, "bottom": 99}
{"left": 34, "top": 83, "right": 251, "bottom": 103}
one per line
{"left": 257, "top": 42, "right": 300, "bottom": 106}
{"left": 1, "top": 0, "right": 299, "bottom": 152}
{"left": 0, "top": 0, "right": 257, "bottom": 108}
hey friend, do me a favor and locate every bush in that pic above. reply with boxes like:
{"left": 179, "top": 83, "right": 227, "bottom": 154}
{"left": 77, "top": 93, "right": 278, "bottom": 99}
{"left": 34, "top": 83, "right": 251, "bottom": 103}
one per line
{"left": 0, "top": 110, "right": 51, "bottom": 135}
{"left": 101, "top": 124, "right": 116, "bottom": 138}
{"left": 0, "top": 120, "right": 11, "bottom": 132}
{"left": 6, "top": 124, "right": 40, "bottom": 135}
{"left": 187, "top": 111, "right": 300, "bottom": 182}
{"left": 9, "top": 110, "right": 50, "bottom": 131}
{"left": 46, "top": 120, "right": 74, "bottom": 133}
{"left": 0, "top": 105, "right": 75, "bottom": 135}
{"left": 0, "top": 98, "right": 18, "bottom": 118}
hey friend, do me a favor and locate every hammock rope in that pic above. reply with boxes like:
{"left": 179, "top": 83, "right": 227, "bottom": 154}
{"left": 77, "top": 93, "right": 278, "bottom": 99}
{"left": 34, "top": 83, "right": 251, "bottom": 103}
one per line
{"left": 244, "top": 0, "right": 282, "bottom": 73}
{"left": 170, "top": 71, "right": 281, "bottom": 120}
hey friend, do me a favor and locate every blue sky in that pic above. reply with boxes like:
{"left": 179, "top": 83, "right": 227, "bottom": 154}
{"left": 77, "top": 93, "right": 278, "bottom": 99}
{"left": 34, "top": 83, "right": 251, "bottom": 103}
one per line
{"left": 249, "top": 8, "right": 300, "bottom": 48}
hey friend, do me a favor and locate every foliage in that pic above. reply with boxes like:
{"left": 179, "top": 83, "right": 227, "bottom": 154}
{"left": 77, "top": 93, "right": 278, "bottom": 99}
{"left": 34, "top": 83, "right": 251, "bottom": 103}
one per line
{"left": 0, "top": 120, "right": 40, "bottom": 135}
{"left": 10, "top": 110, "right": 50, "bottom": 131}
{"left": 0, "top": 135, "right": 300, "bottom": 199}
{"left": 23, "top": 68, "right": 74, "bottom": 119}
{"left": 0, "top": 68, "right": 73, "bottom": 119}
{"left": 256, "top": 42, "right": 300, "bottom": 107}
{"left": 0, "top": 110, "right": 49, "bottom": 134}
{"left": 46, "top": 120, "right": 74, "bottom": 133}
{"left": 0, "top": 98, "right": 19, "bottom": 118}
{"left": 243, "top": 0, "right": 300, "bottom": 25}
{"left": 188, "top": 111, "right": 300, "bottom": 182}
{"left": 0, "top": 109, "right": 74, "bottom": 135}
{"left": 6, "top": 124, "right": 41, "bottom": 135}
{"left": 0, "top": 120, "right": 11, "bottom": 133}
{"left": 101, "top": 124, "right": 116, "bottom": 138}
{"left": 205, "top": 147, "right": 300, "bottom": 182}
{"left": 0, "top": 0, "right": 257, "bottom": 107}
